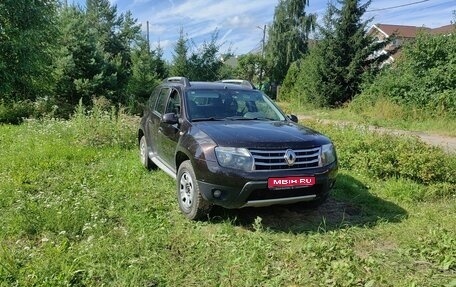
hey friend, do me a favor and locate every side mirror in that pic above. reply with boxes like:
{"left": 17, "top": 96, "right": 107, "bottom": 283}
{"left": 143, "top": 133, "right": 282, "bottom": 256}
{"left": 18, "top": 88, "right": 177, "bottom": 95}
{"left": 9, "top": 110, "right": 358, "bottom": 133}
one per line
{"left": 162, "top": 113, "right": 178, "bottom": 124}
{"left": 288, "top": 114, "right": 298, "bottom": 123}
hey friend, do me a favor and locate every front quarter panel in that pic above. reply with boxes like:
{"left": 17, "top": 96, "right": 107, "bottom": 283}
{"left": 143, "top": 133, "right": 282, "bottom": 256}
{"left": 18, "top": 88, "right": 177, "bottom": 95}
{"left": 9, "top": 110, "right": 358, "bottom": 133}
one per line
{"left": 178, "top": 124, "right": 218, "bottom": 178}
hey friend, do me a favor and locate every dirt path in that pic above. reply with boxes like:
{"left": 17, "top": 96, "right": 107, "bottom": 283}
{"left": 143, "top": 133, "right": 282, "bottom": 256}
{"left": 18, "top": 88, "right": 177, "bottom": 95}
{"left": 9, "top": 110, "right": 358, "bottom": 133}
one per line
{"left": 299, "top": 115, "right": 456, "bottom": 153}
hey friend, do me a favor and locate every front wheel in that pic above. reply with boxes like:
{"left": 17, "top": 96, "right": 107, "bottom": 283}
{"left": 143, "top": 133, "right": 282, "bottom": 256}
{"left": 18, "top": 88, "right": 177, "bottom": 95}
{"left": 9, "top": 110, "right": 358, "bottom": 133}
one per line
{"left": 177, "top": 160, "right": 212, "bottom": 220}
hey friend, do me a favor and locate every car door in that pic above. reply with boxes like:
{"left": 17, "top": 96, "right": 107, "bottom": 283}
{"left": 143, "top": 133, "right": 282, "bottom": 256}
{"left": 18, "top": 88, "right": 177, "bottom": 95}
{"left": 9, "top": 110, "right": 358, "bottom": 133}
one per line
{"left": 148, "top": 87, "right": 171, "bottom": 157}
{"left": 157, "top": 88, "right": 182, "bottom": 170}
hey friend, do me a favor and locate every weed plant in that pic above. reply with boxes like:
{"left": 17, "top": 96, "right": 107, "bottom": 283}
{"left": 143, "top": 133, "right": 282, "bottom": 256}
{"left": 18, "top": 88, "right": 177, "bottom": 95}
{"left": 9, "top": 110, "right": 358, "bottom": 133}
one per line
{"left": 72, "top": 98, "right": 137, "bottom": 149}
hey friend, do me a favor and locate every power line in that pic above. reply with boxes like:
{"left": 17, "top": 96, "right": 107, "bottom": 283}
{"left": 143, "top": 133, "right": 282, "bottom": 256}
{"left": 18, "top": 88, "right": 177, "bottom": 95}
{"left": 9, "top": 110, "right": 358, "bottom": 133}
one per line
{"left": 367, "top": 0, "right": 431, "bottom": 12}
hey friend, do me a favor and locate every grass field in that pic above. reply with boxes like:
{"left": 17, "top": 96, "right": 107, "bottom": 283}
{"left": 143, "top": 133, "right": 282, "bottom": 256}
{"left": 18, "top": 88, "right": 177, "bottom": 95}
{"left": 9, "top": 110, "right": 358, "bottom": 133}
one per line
{"left": 0, "top": 114, "right": 455, "bottom": 286}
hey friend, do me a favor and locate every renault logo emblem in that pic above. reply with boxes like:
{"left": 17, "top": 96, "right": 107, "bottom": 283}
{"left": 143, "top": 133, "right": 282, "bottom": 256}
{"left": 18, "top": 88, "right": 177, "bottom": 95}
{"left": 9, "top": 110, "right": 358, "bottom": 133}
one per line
{"left": 284, "top": 149, "right": 296, "bottom": 166}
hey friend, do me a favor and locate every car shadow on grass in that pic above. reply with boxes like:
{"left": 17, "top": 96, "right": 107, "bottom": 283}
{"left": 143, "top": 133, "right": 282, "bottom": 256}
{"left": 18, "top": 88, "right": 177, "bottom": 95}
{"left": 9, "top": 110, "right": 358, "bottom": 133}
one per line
{"left": 209, "top": 174, "right": 408, "bottom": 234}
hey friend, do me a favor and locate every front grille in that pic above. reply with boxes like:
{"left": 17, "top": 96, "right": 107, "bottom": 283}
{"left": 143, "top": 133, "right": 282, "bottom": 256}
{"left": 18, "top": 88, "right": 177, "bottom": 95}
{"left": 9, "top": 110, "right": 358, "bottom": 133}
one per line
{"left": 250, "top": 147, "right": 321, "bottom": 171}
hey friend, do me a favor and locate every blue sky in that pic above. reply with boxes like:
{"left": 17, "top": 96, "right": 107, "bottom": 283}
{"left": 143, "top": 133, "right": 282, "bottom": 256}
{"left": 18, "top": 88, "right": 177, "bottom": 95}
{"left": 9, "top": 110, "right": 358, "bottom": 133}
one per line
{"left": 72, "top": 0, "right": 455, "bottom": 60}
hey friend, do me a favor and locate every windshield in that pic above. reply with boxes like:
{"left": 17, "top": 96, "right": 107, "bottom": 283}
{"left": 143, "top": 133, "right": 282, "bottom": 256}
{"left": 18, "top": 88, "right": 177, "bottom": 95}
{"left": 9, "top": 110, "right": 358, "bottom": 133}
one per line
{"left": 186, "top": 89, "right": 286, "bottom": 121}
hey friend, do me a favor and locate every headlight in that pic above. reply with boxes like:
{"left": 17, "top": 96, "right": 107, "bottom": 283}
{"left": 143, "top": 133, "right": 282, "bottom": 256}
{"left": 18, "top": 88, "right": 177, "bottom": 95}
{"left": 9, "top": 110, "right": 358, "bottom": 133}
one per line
{"left": 320, "top": 144, "right": 336, "bottom": 166}
{"left": 215, "top": 147, "right": 254, "bottom": 172}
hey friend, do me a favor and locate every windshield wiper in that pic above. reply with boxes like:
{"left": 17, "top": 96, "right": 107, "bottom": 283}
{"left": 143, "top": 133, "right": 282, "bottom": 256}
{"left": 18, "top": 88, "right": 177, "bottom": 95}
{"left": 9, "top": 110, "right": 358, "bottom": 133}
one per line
{"left": 250, "top": 117, "right": 276, "bottom": 121}
{"left": 224, "top": 116, "right": 250, "bottom": 120}
{"left": 191, "top": 117, "right": 223, "bottom": 122}
{"left": 225, "top": 116, "right": 275, "bottom": 121}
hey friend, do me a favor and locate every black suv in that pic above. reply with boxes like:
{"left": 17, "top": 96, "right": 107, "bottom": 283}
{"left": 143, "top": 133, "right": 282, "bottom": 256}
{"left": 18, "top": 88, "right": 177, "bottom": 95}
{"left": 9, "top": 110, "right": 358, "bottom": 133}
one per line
{"left": 138, "top": 77, "right": 338, "bottom": 220}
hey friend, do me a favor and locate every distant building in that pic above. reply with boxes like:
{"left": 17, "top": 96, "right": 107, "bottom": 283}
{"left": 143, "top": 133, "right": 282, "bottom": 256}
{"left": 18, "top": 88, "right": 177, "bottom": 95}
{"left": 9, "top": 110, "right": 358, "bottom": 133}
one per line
{"left": 368, "top": 23, "right": 455, "bottom": 66}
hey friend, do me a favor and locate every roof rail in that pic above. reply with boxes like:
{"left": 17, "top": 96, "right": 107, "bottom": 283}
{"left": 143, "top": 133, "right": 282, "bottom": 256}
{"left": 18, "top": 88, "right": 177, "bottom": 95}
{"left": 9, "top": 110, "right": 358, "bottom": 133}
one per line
{"left": 164, "top": 77, "right": 191, "bottom": 87}
{"left": 218, "top": 79, "right": 256, "bottom": 89}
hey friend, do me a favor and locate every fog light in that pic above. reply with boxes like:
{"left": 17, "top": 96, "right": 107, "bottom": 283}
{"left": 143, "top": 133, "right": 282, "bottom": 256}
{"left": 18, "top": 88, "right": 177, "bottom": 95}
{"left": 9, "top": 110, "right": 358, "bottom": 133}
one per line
{"left": 213, "top": 189, "right": 222, "bottom": 198}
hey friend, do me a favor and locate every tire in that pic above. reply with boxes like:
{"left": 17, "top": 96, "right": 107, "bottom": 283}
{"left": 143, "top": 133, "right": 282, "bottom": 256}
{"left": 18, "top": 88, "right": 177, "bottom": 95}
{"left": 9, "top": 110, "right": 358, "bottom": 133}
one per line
{"left": 177, "top": 160, "right": 212, "bottom": 220}
{"left": 139, "top": 135, "right": 155, "bottom": 170}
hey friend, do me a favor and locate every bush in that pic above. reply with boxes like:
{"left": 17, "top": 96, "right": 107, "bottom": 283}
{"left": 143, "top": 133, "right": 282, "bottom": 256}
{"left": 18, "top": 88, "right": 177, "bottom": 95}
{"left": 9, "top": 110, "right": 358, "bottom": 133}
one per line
{"left": 279, "top": 61, "right": 300, "bottom": 102}
{"left": 307, "top": 121, "right": 456, "bottom": 188}
{"left": 0, "top": 101, "right": 34, "bottom": 124}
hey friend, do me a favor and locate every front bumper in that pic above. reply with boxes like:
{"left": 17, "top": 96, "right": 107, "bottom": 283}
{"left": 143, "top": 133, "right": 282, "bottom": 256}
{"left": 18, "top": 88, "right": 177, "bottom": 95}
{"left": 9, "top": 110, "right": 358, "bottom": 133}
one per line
{"left": 195, "top": 159, "right": 338, "bottom": 209}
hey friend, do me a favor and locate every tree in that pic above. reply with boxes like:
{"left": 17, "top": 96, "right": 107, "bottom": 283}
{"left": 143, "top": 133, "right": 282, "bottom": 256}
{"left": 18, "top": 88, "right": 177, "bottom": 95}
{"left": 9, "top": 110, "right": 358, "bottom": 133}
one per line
{"left": 54, "top": 6, "right": 103, "bottom": 109}
{"left": 218, "top": 54, "right": 237, "bottom": 79}
{"left": 151, "top": 43, "right": 168, "bottom": 80}
{"left": 170, "top": 28, "right": 189, "bottom": 77}
{"left": 54, "top": 0, "right": 141, "bottom": 112}
{"left": 0, "top": 0, "right": 57, "bottom": 102}
{"left": 363, "top": 30, "right": 456, "bottom": 113}
{"left": 127, "top": 40, "right": 160, "bottom": 113}
{"left": 265, "top": 0, "right": 315, "bottom": 84}
{"left": 283, "top": 0, "right": 388, "bottom": 106}
{"left": 187, "top": 30, "right": 224, "bottom": 81}
{"left": 236, "top": 54, "right": 266, "bottom": 83}
{"left": 85, "top": 0, "right": 141, "bottom": 104}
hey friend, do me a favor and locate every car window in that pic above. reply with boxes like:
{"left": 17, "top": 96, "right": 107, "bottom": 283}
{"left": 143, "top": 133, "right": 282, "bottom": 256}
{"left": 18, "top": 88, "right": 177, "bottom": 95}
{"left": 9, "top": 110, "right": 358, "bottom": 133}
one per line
{"left": 155, "top": 87, "right": 170, "bottom": 115}
{"left": 165, "top": 90, "right": 181, "bottom": 115}
{"left": 148, "top": 87, "right": 161, "bottom": 110}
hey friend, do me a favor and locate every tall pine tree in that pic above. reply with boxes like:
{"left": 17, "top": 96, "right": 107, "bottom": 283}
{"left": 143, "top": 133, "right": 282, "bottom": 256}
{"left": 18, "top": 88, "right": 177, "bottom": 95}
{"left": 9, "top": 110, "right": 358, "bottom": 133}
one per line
{"left": 318, "top": 0, "right": 389, "bottom": 105}
{"left": 151, "top": 43, "right": 168, "bottom": 80}
{"left": 54, "top": 5, "right": 104, "bottom": 109}
{"left": 285, "top": 0, "right": 388, "bottom": 106}
{"left": 54, "top": 0, "right": 141, "bottom": 111}
{"left": 170, "top": 28, "right": 189, "bottom": 77}
{"left": 127, "top": 40, "right": 160, "bottom": 111}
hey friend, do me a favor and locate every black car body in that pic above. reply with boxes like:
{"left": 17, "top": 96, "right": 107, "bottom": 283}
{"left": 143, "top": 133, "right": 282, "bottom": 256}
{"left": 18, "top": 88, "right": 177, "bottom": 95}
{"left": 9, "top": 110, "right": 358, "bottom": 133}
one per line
{"left": 138, "top": 77, "right": 338, "bottom": 219}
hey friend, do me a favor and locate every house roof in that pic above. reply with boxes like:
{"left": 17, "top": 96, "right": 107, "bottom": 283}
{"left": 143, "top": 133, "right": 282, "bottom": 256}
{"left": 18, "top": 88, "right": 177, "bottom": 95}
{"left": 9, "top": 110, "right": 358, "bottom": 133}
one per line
{"left": 371, "top": 23, "right": 455, "bottom": 38}
{"left": 432, "top": 24, "right": 455, "bottom": 35}
{"left": 374, "top": 24, "right": 430, "bottom": 38}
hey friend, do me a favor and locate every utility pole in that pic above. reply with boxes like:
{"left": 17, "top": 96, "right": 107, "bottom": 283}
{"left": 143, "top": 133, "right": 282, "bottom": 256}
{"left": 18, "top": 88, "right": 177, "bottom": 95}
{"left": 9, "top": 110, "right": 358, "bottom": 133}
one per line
{"left": 258, "top": 25, "right": 267, "bottom": 84}
{"left": 146, "top": 21, "right": 150, "bottom": 52}
{"left": 261, "top": 24, "right": 266, "bottom": 58}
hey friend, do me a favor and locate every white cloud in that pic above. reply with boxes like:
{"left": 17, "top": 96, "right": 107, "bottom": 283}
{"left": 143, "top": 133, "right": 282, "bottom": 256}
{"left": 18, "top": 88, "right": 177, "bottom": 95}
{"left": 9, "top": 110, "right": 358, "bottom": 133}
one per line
{"left": 151, "top": 0, "right": 275, "bottom": 25}
{"left": 226, "top": 15, "right": 254, "bottom": 28}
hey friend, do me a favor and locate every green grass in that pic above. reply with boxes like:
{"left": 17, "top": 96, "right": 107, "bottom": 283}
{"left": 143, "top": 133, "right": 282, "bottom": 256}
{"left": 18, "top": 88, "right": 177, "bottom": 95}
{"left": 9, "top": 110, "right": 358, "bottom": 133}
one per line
{"left": 279, "top": 98, "right": 456, "bottom": 137}
{"left": 0, "top": 116, "right": 455, "bottom": 286}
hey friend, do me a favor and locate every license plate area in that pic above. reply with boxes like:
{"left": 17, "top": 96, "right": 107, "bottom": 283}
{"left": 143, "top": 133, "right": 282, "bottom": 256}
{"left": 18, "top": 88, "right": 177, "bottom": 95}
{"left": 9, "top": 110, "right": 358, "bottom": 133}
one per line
{"left": 268, "top": 176, "right": 316, "bottom": 189}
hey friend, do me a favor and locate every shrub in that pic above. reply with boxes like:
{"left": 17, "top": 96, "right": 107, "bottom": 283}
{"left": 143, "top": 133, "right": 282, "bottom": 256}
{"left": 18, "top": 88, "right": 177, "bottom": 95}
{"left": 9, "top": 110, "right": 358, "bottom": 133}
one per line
{"left": 0, "top": 101, "right": 34, "bottom": 124}
{"left": 307, "top": 121, "right": 456, "bottom": 188}
{"left": 279, "top": 61, "right": 299, "bottom": 102}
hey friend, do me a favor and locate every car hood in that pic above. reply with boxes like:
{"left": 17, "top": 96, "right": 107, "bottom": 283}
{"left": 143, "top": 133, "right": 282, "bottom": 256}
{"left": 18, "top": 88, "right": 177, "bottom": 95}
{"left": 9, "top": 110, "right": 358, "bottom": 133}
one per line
{"left": 192, "top": 120, "right": 331, "bottom": 149}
